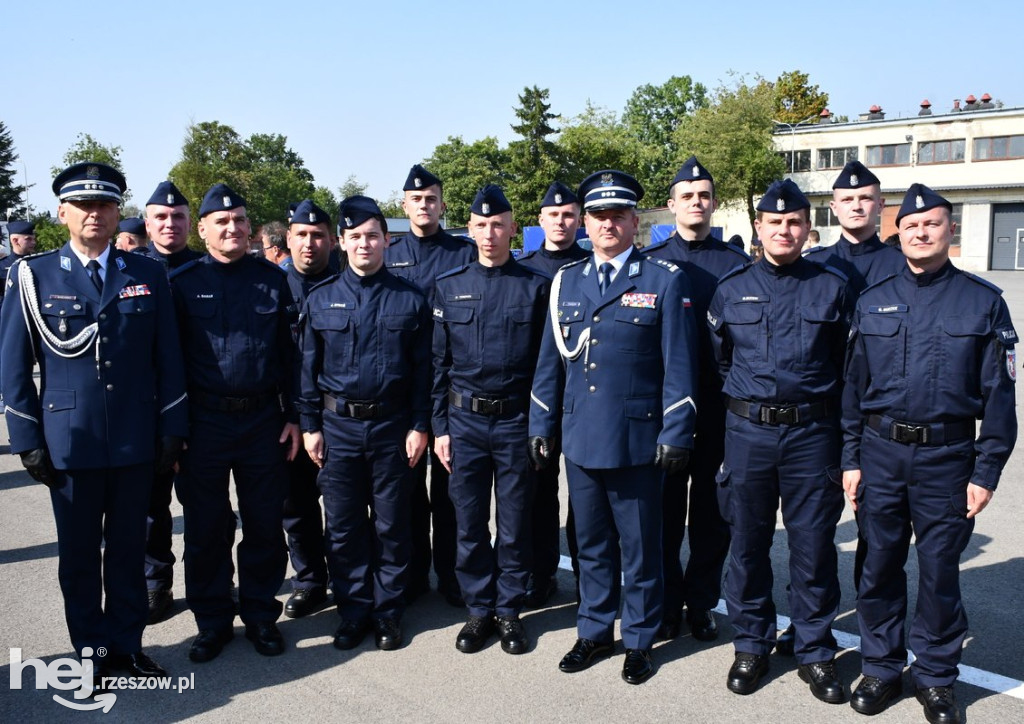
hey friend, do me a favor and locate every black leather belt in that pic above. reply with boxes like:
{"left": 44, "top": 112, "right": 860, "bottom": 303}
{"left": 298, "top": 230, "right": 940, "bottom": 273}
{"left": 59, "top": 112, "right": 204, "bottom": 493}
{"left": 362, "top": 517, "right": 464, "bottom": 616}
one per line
{"left": 866, "top": 414, "right": 975, "bottom": 446}
{"left": 324, "top": 393, "right": 387, "bottom": 420}
{"left": 448, "top": 389, "right": 527, "bottom": 416}
{"left": 726, "top": 397, "right": 835, "bottom": 425}
{"left": 192, "top": 391, "right": 278, "bottom": 413}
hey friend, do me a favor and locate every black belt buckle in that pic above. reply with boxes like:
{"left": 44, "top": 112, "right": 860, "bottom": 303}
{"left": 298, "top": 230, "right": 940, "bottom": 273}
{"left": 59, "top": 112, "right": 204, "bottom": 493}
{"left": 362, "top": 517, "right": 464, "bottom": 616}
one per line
{"left": 470, "top": 396, "right": 505, "bottom": 416}
{"left": 345, "top": 401, "right": 379, "bottom": 420}
{"left": 891, "top": 422, "right": 929, "bottom": 444}
{"left": 223, "top": 396, "right": 251, "bottom": 413}
{"left": 760, "top": 405, "right": 799, "bottom": 425}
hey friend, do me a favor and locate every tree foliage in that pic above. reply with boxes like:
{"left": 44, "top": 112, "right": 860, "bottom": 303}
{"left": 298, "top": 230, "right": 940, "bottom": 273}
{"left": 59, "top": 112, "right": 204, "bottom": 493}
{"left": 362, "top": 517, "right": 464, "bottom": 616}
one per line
{"left": 52, "top": 133, "right": 129, "bottom": 200}
{"left": 772, "top": 70, "right": 829, "bottom": 124}
{"left": 338, "top": 175, "right": 367, "bottom": 201}
{"left": 558, "top": 104, "right": 651, "bottom": 204}
{"left": 0, "top": 121, "right": 27, "bottom": 218}
{"left": 675, "top": 76, "right": 785, "bottom": 235}
{"left": 423, "top": 136, "right": 508, "bottom": 227}
{"left": 169, "top": 121, "right": 316, "bottom": 247}
{"left": 506, "top": 86, "right": 562, "bottom": 229}
{"left": 623, "top": 75, "right": 709, "bottom": 196}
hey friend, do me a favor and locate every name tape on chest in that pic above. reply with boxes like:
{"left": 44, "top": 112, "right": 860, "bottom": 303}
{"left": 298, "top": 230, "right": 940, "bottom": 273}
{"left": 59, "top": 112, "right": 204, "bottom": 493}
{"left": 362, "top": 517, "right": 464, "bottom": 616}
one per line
{"left": 869, "top": 304, "right": 908, "bottom": 314}
{"left": 118, "top": 284, "right": 151, "bottom": 299}
{"left": 621, "top": 292, "right": 657, "bottom": 309}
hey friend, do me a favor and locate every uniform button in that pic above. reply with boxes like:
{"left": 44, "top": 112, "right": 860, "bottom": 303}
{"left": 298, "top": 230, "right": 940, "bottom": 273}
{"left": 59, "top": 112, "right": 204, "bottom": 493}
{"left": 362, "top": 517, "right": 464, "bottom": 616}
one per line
{"left": 633, "top": 317, "right": 640, "bottom": 323}
{"left": 104, "top": 361, "right": 112, "bottom": 368}
{"left": 48, "top": 403, "right": 54, "bottom": 409}
{"left": 589, "top": 363, "right": 597, "bottom": 370}
{"left": 593, "top": 315, "right": 600, "bottom": 322}
{"left": 99, "top": 313, "right": 107, "bottom": 321}
{"left": 590, "top": 338, "right": 598, "bottom": 346}
{"left": 647, "top": 412, "right": 653, "bottom": 418}
{"left": 589, "top": 385, "right": 596, "bottom": 393}
{"left": 59, "top": 310, "right": 66, "bottom": 316}
{"left": 106, "top": 384, "right": 114, "bottom": 391}
{"left": 102, "top": 337, "right": 109, "bottom": 343}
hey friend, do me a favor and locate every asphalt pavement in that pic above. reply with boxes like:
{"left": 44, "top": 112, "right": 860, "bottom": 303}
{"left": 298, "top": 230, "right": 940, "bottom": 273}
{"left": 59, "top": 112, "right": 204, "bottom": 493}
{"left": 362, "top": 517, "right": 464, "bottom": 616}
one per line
{"left": 2, "top": 271, "right": 1023, "bottom": 723}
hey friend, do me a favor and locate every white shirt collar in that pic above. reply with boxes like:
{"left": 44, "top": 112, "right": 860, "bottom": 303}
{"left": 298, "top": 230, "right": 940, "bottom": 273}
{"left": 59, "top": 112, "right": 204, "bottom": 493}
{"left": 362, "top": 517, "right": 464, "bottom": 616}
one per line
{"left": 593, "top": 246, "right": 634, "bottom": 283}
{"left": 68, "top": 243, "right": 112, "bottom": 272}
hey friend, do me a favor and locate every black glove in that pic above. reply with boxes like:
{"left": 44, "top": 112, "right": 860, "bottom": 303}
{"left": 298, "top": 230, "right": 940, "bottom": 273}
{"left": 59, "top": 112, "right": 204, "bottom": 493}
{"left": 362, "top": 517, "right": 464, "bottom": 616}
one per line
{"left": 20, "top": 448, "right": 61, "bottom": 489}
{"left": 655, "top": 444, "right": 690, "bottom": 474}
{"left": 155, "top": 436, "right": 185, "bottom": 475}
{"left": 528, "top": 436, "right": 556, "bottom": 470}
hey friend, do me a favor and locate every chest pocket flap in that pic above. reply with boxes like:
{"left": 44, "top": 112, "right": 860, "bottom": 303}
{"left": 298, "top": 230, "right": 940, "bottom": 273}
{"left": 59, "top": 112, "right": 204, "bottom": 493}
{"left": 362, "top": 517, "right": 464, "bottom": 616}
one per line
{"left": 614, "top": 306, "right": 658, "bottom": 326}
{"left": 311, "top": 309, "right": 350, "bottom": 331}
{"left": 383, "top": 314, "right": 419, "bottom": 331}
{"left": 117, "top": 296, "right": 156, "bottom": 314}
{"left": 184, "top": 295, "right": 219, "bottom": 318}
{"left": 801, "top": 303, "right": 838, "bottom": 323}
{"left": 40, "top": 300, "right": 88, "bottom": 320}
{"left": 859, "top": 314, "right": 902, "bottom": 337}
{"left": 722, "top": 302, "right": 764, "bottom": 325}
{"left": 443, "top": 305, "right": 474, "bottom": 324}
{"left": 942, "top": 315, "right": 989, "bottom": 337}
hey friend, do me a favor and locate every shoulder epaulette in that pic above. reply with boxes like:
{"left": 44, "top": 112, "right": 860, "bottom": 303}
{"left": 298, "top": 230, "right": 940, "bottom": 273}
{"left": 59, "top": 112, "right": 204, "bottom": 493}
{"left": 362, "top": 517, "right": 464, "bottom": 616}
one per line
{"left": 724, "top": 244, "right": 751, "bottom": 262}
{"left": 255, "top": 257, "right": 288, "bottom": 275}
{"left": 717, "top": 260, "right": 756, "bottom": 284}
{"left": 169, "top": 257, "right": 203, "bottom": 279}
{"left": 860, "top": 272, "right": 899, "bottom": 295}
{"left": 392, "top": 274, "right": 426, "bottom": 295}
{"left": 644, "top": 239, "right": 669, "bottom": 255}
{"left": 962, "top": 270, "right": 1004, "bottom": 295}
{"left": 802, "top": 244, "right": 828, "bottom": 258}
{"left": 308, "top": 273, "right": 341, "bottom": 295}
{"left": 435, "top": 263, "right": 472, "bottom": 280}
{"left": 818, "top": 262, "right": 849, "bottom": 283}
{"left": 517, "top": 249, "right": 539, "bottom": 261}
{"left": 645, "top": 257, "right": 679, "bottom": 273}
{"left": 21, "top": 249, "right": 59, "bottom": 263}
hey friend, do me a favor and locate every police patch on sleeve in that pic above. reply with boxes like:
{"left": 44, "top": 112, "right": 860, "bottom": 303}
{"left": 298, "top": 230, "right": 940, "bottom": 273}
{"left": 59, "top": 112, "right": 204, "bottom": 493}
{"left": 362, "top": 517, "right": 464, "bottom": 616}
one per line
{"left": 1007, "top": 348, "right": 1017, "bottom": 382}
{"left": 433, "top": 307, "right": 443, "bottom": 320}
{"left": 998, "top": 326, "right": 1019, "bottom": 344}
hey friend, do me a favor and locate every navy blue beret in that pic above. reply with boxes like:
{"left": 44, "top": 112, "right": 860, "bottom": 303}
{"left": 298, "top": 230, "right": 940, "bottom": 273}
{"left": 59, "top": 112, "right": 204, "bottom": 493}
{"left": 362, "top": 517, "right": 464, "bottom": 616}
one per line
{"left": 6, "top": 220, "right": 35, "bottom": 235}
{"left": 471, "top": 185, "right": 512, "bottom": 216}
{"left": 199, "top": 183, "right": 246, "bottom": 217}
{"left": 670, "top": 155, "right": 714, "bottom": 189}
{"left": 146, "top": 180, "right": 189, "bottom": 207}
{"left": 290, "top": 199, "right": 331, "bottom": 227}
{"left": 756, "top": 179, "right": 809, "bottom": 213}
{"left": 403, "top": 164, "right": 442, "bottom": 192}
{"left": 287, "top": 202, "right": 299, "bottom": 218}
{"left": 52, "top": 162, "right": 126, "bottom": 203}
{"left": 118, "top": 218, "right": 147, "bottom": 235}
{"left": 578, "top": 170, "right": 644, "bottom": 212}
{"left": 338, "top": 195, "right": 384, "bottom": 230}
{"left": 895, "top": 183, "right": 953, "bottom": 226}
{"left": 832, "top": 161, "right": 880, "bottom": 190}
{"left": 540, "top": 181, "right": 578, "bottom": 208}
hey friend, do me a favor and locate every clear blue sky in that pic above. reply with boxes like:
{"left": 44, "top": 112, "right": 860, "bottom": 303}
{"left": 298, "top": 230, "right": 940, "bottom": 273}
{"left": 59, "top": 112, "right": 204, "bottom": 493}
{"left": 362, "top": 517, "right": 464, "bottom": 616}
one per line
{"left": 6, "top": 0, "right": 1022, "bottom": 216}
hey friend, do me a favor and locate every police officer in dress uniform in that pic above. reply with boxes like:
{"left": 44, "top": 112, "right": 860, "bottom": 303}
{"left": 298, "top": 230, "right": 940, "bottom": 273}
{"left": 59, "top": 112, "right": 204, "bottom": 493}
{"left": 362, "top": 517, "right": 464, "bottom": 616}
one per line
{"left": 645, "top": 156, "right": 749, "bottom": 642}
{"left": 171, "top": 183, "right": 301, "bottom": 662}
{"left": 141, "top": 180, "right": 210, "bottom": 624}
{"left": 708, "top": 179, "right": 851, "bottom": 703}
{"left": 280, "top": 199, "right": 334, "bottom": 619}
{"left": 432, "top": 185, "right": 548, "bottom": 655}
{"left": 530, "top": 170, "right": 698, "bottom": 685}
{"left": 299, "top": 195, "right": 431, "bottom": 651}
{"left": 842, "top": 184, "right": 1017, "bottom": 724}
{"left": 385, "top": 164, "right": 477, "bottom": 607}
{"left": 516, "top": 180, "right": 588, "bottom": 607}
{"left": 0, "top": 162, "right": 188, "bottom": 685}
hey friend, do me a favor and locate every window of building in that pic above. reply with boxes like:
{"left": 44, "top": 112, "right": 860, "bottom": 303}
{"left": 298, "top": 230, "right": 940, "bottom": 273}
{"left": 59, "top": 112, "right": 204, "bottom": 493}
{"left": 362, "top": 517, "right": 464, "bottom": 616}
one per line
{"left": 779, "top": 149, "right": 811, "bottom": 172}
{"left": 918, "top": 139, "right": 965, "bottom": 164}
{"left": 865, "top": 143, "right": 911, "bottom": 166}
{"left": 974, "top": 134, "right": 1024, "bottom": 161}
{"left": 950, "top": 203, "right": 962, "bottom": 246}
{"left": 813, "top": 207, "right": 835, "bottom": 228}
{"left": 817, "top": 147, "right": 858, "bottom": 170}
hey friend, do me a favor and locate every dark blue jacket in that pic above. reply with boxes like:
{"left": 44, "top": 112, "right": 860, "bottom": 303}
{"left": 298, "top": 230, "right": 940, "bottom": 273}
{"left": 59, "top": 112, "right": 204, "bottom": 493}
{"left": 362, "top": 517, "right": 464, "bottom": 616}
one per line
{"left": 806, "top": 234, "right": 905, "bottom": 295}
{"left": 384, "top": 228, "right": 476, "bottom": 306}
{"left": 517, "top": 243, "right": 589, "bottom": 278}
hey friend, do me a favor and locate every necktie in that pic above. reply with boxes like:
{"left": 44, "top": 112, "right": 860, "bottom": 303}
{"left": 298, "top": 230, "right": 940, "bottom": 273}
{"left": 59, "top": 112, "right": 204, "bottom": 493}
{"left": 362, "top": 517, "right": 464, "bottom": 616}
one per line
{"left": 87, "top": 260, "right": 104, "bottom": 295}
{"left": 598, "top": 262, "right": 614, "bottom": 296}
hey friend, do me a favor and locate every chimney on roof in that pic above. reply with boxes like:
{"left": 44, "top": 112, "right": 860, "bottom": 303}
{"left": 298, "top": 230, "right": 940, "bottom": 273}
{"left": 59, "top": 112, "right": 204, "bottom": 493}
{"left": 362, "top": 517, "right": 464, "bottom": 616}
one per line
{"left": 818, "top": 108, "right": 832, "bottom": 124}
{"left": 979, "top": 93, "right": 994, "bottom": 109}
{"left": 951, "top": 99, "right": 962, "bottom": 112}
{"left": 964, "top": 94, "right": 978, "bottom": 111}
{"left": 919, "top": 99, "right": 932, "bottom": 116}
{"left": 866, "top": 104, "right": 885, "bottom": 120}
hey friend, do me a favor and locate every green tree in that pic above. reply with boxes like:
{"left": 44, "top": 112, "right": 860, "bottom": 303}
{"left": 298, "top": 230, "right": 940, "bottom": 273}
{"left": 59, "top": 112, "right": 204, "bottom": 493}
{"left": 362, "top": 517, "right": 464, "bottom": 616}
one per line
{"left": 623, "top": 75, "right": 709, "bottom": 195}
{"left": 377, "top": 193, "right": 405, "bottom": 220}
{"left": 556, "top": 104, "right": 651, "bottom": 204}
{"left": 337, "top": 175, "right": 367, "bottom": 201}
{"left": 674, "top": 76, "right": 785, "bottom": 236}
{"left": 423, "top": 136, "right": 508, "bottom": 227}
{"left": 772, "top": 70, "right": 829, "bottom": 124}
{"left": 27, "top": 212, "right": 69, "bottom": 252}
{"left": 506, "top": 86, "right": 562, "bottom": 230}
{"left": 0, "top": 121, "right": 27, "bottom": 218}
{"left": 311, "top": 186, "right": 338, "bottom": 225}
{"left": 52, "top": 133, "right": 129, "bottom": 201}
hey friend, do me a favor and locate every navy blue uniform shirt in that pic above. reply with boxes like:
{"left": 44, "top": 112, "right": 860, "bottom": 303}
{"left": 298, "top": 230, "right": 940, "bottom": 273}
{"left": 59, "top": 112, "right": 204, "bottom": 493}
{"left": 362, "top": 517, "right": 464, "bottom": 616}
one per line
{"left": 297, "top": 266, "right": 431, "bottom": 433}
{"left": 517, "top": 243, "right": 589, "bottom": 278}
{"left": 709, "top": 256, "right": 852, "bottom": 403}
{"left": 806, "top": 234, "right": 905, "bottom": 295}
{"left": 384, "top": 228, "right": 476, "bottom": 306}
{"left": 432, "top": 259, "right": 549, "bottom": 436}
{"left": 842, "top": 261, "right": 1017, "bottom": 488}
{"left": 170, "top": 254, "right": 297, "bottom": 420}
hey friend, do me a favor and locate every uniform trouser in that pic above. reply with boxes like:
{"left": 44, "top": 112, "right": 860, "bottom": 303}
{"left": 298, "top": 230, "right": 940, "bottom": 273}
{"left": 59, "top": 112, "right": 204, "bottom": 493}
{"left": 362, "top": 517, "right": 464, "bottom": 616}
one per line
{"left": 856, "top": 428, "right": 975, "bottom": 688}
{"left": 318, "top": 413, "right": 412, "bottom": 622}
{"left": 718, "top": 412, "right": 843, "bottom": 664}
{"left": 283, "top": 452, "right": 328, "bottom": 592}
{"left": 530, "top": 440, "right": 578, "bottom": 583}
{"left": 447, "top": 406, "right": 536, "bottom": 618}
{"left": 176, "top": 406, "right": 288, "bottom": 630}
{"left": 50, "top": 463, "right": 152, "bottom": 657}
{"left": 662, "top": 418, "right": 729, "bottom": 615}
{"left": 146, "top": 468, "right": 238, "bottom": 592}
{"left": 566, "top": 459, "right": 663, "bottom": 651}
{"left": 409, "top": 434, "right": 459, "bottom": 594}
